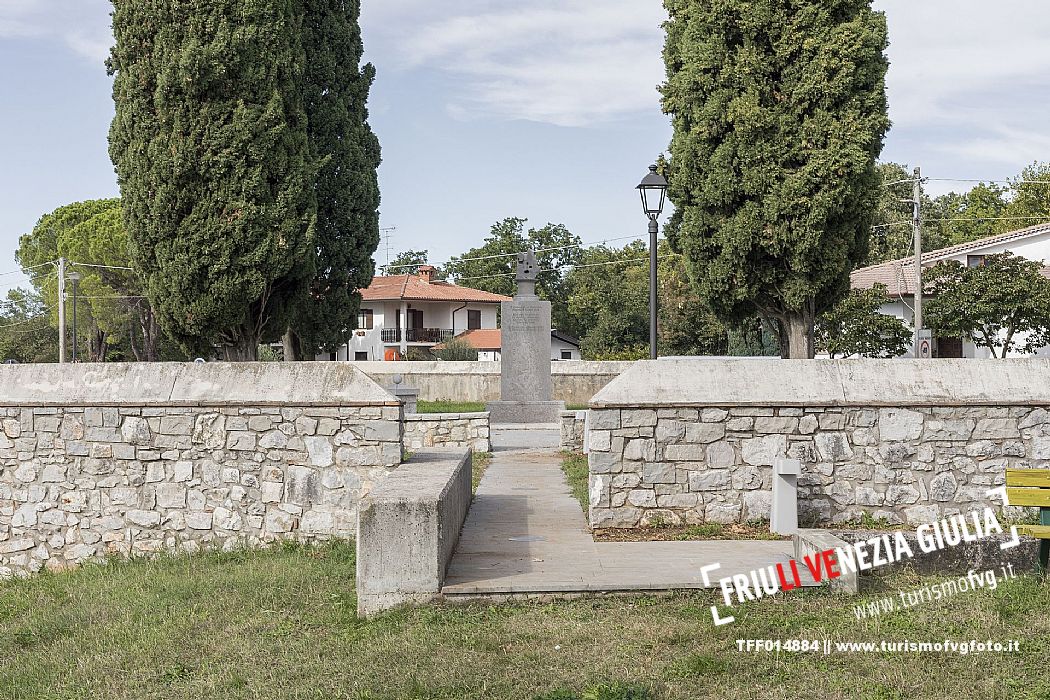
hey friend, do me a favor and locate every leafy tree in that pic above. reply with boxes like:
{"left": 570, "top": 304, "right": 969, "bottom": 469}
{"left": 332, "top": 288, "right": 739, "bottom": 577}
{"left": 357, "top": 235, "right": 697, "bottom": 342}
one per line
{"left": 382, "top": 250, "right": 433, "bottom": 276}
{"left": 444, "top": 218, "right": 583, "bottom": 330}
{"left": 563, "top": 242, "right": 651, "bottom": 358}
{"left": 562, "top": 241, "right": 728, "bottom": 359}
{"left": 16, "top": 199, "right": 175, "bottom": 362}
{"left": 662, "top": 0, "right": 890, "bottom": 358}
{"left": 1003, "top": 162, "right": 1050, "bottom": 230}
{"left": 0, "top": 289, "right": 58, "bottom": 363}
{"left": 288, "top": 0, "right": 381, "bottom": 360}
{"left": 924, "top": 253, "right": 1050, "bottom": 358}
{"left": 815, "top": 283, "right": 909, "bottom": 358}
{"left": 109, "top": 0, "right": 317, "bottom": 361}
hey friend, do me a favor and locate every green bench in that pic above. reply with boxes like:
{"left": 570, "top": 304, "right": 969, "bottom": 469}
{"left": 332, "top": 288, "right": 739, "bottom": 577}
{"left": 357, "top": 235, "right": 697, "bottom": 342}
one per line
{"left": 1006, "top": 469, "right": 1050, "bottom": 570}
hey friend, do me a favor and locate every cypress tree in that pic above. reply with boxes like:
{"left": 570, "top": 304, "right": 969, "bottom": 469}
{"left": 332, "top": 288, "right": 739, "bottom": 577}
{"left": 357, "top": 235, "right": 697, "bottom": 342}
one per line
{"left": 661, "top": 0, "right": 890, "bottom": 358}
{"left": 288, "top": 0, "right": 381, "bottom": 360}
{"left": 109, "top": 0, "right": 316, "bottom": 360}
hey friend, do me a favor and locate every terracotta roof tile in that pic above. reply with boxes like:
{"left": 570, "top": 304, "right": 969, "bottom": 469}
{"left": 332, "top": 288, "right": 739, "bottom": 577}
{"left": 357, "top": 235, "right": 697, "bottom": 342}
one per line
{"left": 360, "top": 274, "right": 512, "bottom": 303}
{"left": 851, "top": 222, "right": 1050, "bottom": 297}
{"left": 441, "top": 329, "right": 503, "bottom": 350}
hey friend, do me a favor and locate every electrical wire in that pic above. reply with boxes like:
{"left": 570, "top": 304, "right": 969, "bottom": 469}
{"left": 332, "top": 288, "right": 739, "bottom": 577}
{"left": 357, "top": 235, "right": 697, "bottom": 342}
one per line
{"left": 68, "top": 261, "right": 136, "bottom": 271}
{"left": 0, "top": 259, "right": 57, "bottom": 278}
{"left": 382, "top": 234, "right": 646, "bottom": 272}
{"left": 453, "top": 252, "right": 681, "bottom": 283}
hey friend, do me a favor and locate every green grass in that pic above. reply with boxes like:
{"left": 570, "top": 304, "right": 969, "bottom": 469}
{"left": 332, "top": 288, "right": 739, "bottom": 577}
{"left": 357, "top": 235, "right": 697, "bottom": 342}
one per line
{"left": 415, "top": 400, "right": 487, "bottom": 414}
{"left": 472, "top": 451, "right": 492, "bottom": 492}
{"left": 562, "top": 451, "right": 590, "bottom": 511}
{"left": 1, "top": 543, "right": 1048, "bottom": 699}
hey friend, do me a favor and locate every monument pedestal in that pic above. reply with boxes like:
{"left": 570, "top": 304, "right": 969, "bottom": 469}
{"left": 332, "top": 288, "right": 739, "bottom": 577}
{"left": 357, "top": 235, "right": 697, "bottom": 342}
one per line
{"left": 486, "top": 400, "right": 564, "bottom": 424}
{"left": 489, "top": 253, "right": 564, "bottom": 424}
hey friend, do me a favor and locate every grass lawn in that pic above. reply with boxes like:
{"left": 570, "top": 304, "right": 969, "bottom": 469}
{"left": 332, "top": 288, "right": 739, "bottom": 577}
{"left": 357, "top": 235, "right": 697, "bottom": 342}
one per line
{"left": 472, "top": 451, "right": 492, "bottom": 492}
{"left": 1, "top": 543, "right": 1048, "bottom": 699}
{"left": 562, "top": 451, "right": 590, "bottom": 511}
{"left": 415, "top": 400, "right": 487, "bottom": 414}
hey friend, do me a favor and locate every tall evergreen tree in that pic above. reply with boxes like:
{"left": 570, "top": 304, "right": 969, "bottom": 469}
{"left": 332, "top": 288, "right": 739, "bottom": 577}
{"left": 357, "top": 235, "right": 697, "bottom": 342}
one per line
{"left": 109, "top": 0, "right": 317, "bottom": 360}
{"left": 662, "top": 0, "right": 890, "bottom": 358}
{"left": 288, "top": 0, "right": 381, "bottom": 360}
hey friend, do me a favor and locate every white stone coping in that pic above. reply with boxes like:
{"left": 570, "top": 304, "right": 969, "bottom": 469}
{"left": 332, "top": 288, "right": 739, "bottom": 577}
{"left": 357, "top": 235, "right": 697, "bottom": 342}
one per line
{"left": 590, "top": 358, "right": 1050, "bottom": 408}
{"left": 0, "top": 362, "right": 400, "bottom": 407}
{"left": 404, "top": 412, "right": 490, "bottom": 421}
{"left": 352, "top": 360, "right": 634, "bottom": 376}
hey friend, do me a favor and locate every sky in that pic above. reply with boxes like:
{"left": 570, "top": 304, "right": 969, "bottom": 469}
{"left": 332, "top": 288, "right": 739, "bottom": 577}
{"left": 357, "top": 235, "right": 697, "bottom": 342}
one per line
{"left": 2, "top": 0, "right": 1050, "bottom": 290}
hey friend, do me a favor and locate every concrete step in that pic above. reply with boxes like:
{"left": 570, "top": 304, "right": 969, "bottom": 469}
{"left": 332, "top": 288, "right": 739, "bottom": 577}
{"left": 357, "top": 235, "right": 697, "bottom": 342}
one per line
{"left": 489, "top": 424, "right": 560, "bottom": 450}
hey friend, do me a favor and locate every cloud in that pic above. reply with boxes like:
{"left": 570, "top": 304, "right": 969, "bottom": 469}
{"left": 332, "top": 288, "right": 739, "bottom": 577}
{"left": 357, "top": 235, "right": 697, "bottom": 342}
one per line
{"left": 364, "top": 0, "right": 667, "bottom": 127}
{"left": 0, "top": 0, "right": 112, "bottom": 63}
{"left": 875, "top": 0, "right": 1050, "bottom": 175}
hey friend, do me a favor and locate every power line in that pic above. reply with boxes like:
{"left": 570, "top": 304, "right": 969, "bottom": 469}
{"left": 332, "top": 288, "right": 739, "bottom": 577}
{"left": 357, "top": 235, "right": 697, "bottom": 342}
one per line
{"left": 873, "top": 215, "right": 1050, "bottom": 231}
{"left": 0, "top": 259, "right": 57, "bottom": 278}
{"left": 69, "top": 261, "right": 136, "bottom": 272}
{"left": 453, "top": 252, "right": 681, "bottom": 283}
{"left": 382, "top": 234, "right": 646, "bottom": 273}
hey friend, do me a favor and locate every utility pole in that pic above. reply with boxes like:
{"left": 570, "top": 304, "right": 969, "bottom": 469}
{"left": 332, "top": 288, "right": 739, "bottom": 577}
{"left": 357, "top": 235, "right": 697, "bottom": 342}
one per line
{"left": 912, "top": 166, "right": 922, "bottom": 336}
{"left": 910, "top": 166, "right": 933, "bottom": 358}
{"left": 57, "top": 257, "right": 67, "bottom": 364}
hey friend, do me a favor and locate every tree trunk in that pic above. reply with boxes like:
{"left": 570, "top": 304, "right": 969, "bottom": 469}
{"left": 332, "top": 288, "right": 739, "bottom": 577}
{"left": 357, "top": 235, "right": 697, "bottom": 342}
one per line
{"left": 283, "top": 328, "right": 299, "bottom": 362}
{"left": 222, "top": 326, "right": 259, "bottom": 362}
{"left": 783, "top": 312, "right": 816, "bottom": 359}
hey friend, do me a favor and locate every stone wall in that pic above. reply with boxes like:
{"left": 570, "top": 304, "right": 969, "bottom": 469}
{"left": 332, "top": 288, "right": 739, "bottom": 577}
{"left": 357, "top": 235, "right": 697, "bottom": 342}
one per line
{"left": 0, "top": 363, "right": 402, "bottom": 577}
{"left": 355, "top": 361, "right": 633, "bottom": 406}
{"left": 403, "top": 413, "right": 490, "bottom": 452}
{"left": 560, "top": 410, "right": 586, "bottom": 452}
{"left": 588, "top": 359, "right": 1050, "bottom": 529}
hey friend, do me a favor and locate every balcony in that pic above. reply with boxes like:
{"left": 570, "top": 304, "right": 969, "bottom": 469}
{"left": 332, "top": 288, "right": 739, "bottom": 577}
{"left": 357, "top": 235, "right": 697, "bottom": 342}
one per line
{"left": 380, "top": 328, "right": 455, "bottom": 344}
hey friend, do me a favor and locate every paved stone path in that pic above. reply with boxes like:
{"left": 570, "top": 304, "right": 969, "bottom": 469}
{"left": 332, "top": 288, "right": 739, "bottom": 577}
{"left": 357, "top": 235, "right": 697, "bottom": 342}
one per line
{"left": 442, "top": 433, "right": 817, "bottom": 596}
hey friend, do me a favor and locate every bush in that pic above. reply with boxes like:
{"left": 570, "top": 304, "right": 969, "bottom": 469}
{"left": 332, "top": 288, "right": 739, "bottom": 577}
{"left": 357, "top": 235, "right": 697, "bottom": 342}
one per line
{"left": 433, "top": 337, "right": 479, "bottom": 361}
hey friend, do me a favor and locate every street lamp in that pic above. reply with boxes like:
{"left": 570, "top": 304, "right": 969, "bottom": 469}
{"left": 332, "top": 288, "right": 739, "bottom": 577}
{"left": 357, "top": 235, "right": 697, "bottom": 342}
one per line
{"left": 67, "top": 271, "right": 81, "bottom": 362}
{"left": 637, "top": 164, "right": 668, "bottom": 360}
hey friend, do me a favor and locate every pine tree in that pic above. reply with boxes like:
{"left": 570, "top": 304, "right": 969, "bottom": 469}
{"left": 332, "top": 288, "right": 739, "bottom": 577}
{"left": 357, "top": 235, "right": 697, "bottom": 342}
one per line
{"left": 662, "top": 0, "right": 890, "bottom": 358}
{"left": 289, "top": 0, "right": 382, "bottom": 360}
{"left": 109, "top": 0, "right": 317, "bottom": 360}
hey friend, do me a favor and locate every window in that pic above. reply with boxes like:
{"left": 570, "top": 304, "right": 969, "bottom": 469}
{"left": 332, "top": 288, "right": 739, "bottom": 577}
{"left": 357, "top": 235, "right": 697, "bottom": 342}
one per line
{"left": 467, "top": 309, "right": 482, "bottom": 330}
{"left": 355, "top": 352, "right": 369, "bottom": 361}
{"left": 329, "top": 352, "right": 337, "bottom": 361}
{"left": 357, "top": 308, "right": 374, "bottom": 330}
{"left": 560, "top": 350, "right": 573, "bottom": 360}
{"left": 967, "top": 255, "right": 986, "bottom": 268}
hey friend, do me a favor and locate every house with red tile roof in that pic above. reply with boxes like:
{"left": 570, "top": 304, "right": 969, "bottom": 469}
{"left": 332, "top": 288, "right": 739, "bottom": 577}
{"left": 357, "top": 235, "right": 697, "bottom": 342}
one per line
{"left": 435, "top": 328, "right": 582, "bottom": 362}
{"left": 850, "top": 223, "right": 1050, "bottom": 358}
{"left": 316, "top": 265, "right": 512, "bottom": 361}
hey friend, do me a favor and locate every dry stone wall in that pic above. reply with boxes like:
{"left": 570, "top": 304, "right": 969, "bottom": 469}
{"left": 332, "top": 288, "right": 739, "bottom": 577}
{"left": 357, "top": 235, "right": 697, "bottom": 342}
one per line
{"left": 0, "top": 363, "right": 403, "bottom": 577}
{"left": 587, "top": 359, "right": 1050, "bottom": 529}
{"left": 403, "top": 413, "right": 490, "bottom": 452}
{"left": 588, "top": 405, "right": 1050, "bottom": 528}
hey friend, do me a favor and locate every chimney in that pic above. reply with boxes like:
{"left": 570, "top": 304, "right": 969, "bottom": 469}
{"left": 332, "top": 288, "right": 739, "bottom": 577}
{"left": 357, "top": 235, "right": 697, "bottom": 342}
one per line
{"left": 418, "top": 265, "right": 436, "bottom": 283}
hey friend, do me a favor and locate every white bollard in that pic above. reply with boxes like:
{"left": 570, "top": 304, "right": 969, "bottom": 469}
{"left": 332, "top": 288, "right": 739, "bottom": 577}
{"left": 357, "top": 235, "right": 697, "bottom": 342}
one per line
{"left": 771, "top": 457, "right": 801, "bottom": 535}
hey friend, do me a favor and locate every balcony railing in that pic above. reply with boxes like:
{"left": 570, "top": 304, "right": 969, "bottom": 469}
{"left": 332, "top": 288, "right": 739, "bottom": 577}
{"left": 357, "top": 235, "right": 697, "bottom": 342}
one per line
{"left": 380, "top": 328, "right": 455, "bottom": 344}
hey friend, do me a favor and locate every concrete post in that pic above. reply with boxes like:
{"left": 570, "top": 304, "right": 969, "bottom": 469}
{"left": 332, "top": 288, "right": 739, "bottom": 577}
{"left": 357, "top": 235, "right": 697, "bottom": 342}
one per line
{"left": 771, "top": 457, "right": 801, "bottom": 535}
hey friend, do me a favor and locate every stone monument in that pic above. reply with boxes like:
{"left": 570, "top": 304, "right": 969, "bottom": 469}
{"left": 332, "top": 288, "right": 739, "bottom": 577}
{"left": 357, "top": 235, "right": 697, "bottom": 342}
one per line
{"left": 486, "top": 251, "right": 565, "bottom": 423}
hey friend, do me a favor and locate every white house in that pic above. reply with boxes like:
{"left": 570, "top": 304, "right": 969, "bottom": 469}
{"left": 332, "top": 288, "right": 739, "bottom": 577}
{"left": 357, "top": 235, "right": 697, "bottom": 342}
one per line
{"left": 438, "top": 328, "right": 583, "bottom": 361}
{"left": 316, "top": 265, "right": 511, "bottom": 361}
{"left": 850, "top": 223, "right": 1050, "bottom": 358}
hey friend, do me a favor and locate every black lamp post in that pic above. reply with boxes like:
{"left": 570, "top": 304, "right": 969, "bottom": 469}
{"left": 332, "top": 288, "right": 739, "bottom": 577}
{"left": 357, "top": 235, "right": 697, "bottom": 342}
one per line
{"left": 637, "top": 164, "right": 669, "bottom": 360}
{"left": 67, "top": 271, "right": 81, "bottom": 362}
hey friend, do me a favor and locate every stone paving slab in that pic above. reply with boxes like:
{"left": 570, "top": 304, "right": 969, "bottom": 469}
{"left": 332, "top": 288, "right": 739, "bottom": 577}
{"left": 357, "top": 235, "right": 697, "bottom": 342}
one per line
{"left": 442, "top": 448, "right": 818, "bottom": 596}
